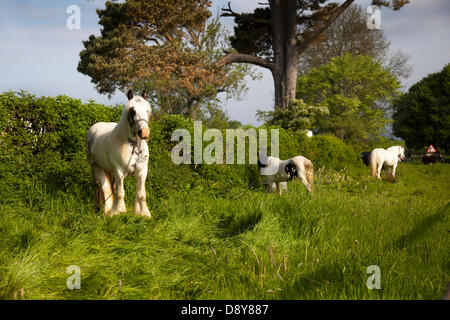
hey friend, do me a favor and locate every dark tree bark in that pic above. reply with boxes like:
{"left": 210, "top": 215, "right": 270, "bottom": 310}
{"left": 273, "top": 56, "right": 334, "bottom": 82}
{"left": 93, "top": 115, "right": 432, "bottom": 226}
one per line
{"left": 218, "top": 0, "right": 357, "bottom": 110}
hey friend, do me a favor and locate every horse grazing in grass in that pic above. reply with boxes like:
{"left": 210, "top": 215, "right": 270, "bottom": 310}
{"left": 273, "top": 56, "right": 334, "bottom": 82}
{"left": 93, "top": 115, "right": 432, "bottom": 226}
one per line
{"left": 370, "top": 145, "right": 406, "bottom": 180}
{"left": 258, "top": 155, "right": 314, "bottom": 194}
{"left": 85, "top": 90, "right": 152, "bottom": 217}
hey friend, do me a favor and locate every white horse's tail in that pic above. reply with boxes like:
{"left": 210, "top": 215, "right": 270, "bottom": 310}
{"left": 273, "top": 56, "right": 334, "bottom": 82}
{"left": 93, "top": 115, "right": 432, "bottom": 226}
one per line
{"left": 304, "top": 158, "right": 314, "bottom": 193}
{"left": 370, "top": 151, "right": 378, "bottom": 177}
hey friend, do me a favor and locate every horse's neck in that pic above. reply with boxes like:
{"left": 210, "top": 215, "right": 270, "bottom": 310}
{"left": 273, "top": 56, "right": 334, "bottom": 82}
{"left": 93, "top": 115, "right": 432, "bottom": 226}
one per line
{"left": 112, "top": 113, "right": 130, "bottom": 144}
{"left": 385, "top": 147, "right": 399, "bottom": 162}
{"left": 387, "top": 147, "right": 398, "bottom": 157}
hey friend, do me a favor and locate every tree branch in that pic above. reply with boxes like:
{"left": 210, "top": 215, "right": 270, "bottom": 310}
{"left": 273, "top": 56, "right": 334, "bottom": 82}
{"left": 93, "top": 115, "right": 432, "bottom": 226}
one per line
{"left": 297, "top": 0, "right": 356, "bottom": 55}
{"left": 216, "top": 51, "right": 273, "bottom": 70}
{"left": 221, "top": 1, "right": 271, "bottom": 25}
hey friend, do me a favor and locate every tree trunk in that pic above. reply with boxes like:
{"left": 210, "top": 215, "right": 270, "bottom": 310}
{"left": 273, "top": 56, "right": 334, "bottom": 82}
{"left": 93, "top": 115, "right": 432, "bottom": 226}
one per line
{"left": 270, "top": 0, "right": 298, "bottom": 110}
{"left": 217, "top": 0, "right": 356, "bottom": 110}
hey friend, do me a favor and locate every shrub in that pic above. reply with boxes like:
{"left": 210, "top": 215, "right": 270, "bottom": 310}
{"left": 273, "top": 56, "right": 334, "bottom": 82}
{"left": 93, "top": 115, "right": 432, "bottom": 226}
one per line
{"left": 0, "top": 91, "right": 360, "bottom": 205}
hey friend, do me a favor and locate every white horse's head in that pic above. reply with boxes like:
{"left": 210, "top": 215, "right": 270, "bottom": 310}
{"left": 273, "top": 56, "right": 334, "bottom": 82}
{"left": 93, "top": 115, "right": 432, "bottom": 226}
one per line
{"left": 126, "top": 89, "right": 152, "bottom": 140}
{"left": 397, "top": 146, "right": 406, "bottom": 161}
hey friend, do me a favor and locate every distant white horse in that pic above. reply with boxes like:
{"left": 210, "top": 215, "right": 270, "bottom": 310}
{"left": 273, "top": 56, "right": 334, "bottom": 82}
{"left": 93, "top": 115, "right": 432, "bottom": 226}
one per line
{"left": 370, "top": 145, "right": 406, "bottom": 180}
{"left": 85, "top": 90, "right": 152, "bottom": 217}
{"left": 258, "top": 155, "right": 314, "bottom": 194}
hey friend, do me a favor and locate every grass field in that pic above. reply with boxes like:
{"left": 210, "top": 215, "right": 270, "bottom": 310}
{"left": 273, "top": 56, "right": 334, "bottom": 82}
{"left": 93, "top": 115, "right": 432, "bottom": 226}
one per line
{"left": 0, "top": 163, "right": 448, "bottom": 300}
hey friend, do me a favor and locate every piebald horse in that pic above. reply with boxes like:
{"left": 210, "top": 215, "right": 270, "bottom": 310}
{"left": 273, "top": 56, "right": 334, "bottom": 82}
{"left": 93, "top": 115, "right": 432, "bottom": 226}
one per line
{"left": 370, "top": 145, "right": 406, "bottom": 180}
{"left": 258, "top": 155, "right": 314, "bottom": 194}
{"left": 85, "top": 90, "right": 152, "bottom": 217}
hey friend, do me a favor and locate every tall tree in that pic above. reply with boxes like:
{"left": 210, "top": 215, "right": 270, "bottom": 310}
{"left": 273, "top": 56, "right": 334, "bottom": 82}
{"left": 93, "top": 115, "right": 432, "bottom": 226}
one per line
{"left": 217, "top": 0, "right": 408, "bottom": 110}
{"left": 296, "top": 53, "right": 401, "bottom": 146}
{"left": 393, "top": 64, "right": 450, "bottom": 152}
{"left": 298, "top": 4, "right": 412, "bottom": 80}
{"left": 78, "top": 0, "right": 254, "bottom": 119}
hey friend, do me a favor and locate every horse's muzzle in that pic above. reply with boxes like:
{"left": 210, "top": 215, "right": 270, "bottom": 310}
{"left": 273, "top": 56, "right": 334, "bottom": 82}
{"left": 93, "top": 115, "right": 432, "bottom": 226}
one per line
{"left": 138, "top": 127, "right": 150, "bottom": 140}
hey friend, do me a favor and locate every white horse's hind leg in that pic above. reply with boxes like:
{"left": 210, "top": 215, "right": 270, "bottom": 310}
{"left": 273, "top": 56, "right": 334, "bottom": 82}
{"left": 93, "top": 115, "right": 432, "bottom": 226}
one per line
{"left": 298, "top": 170, "right": 312, "bottom": 193}
{"left": 110, "top": 170, "right": 127, "bottom": 216}
{"left": 92, "top": 167, "right": 114, "bottom": 214}
{"left": 268, "top": 182, "right": 275, "bottom": 193}
{"left": 134, "top": 169, "right": 151, "bottom": 218}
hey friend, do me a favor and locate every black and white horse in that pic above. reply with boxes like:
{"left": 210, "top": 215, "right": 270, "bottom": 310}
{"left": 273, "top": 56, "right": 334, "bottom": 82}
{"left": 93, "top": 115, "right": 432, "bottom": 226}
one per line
{"left": 258, "top": 155, "right": 314, "bottom": 194}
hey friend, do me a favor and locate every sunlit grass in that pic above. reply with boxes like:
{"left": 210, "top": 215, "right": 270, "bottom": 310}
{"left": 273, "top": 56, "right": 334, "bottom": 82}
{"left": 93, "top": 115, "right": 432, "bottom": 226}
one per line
{"left": 0, "top": 164, "right": 448, "bottom": 299}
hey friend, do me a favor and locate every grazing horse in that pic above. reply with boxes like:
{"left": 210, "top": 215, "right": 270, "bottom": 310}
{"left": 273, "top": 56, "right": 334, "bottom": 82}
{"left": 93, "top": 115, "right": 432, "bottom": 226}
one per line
{"left": 369, "top": 145, "right": 406, "bottom": 180}
{"left": 85, "top": 90, "right": 152, "bottom": 217}
{"left": 422, "top": 153, "right": 445, "bottom": 164}
{"left": 258, "top": 155, "right": 314, "bottom": 194}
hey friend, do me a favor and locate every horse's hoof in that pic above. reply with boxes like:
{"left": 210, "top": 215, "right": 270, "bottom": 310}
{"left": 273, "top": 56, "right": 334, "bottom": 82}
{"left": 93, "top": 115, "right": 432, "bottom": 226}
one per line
{"left": 137, "top": 213, "right": 152, "bottom": 219}
{"left": 107, "top": 207, "right": 123, "bottom": 217}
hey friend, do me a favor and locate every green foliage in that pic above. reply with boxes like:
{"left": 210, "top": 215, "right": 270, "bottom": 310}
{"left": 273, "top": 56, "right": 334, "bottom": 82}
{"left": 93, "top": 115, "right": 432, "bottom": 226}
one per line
{"left": 393, "top": 64, "right": 450, "bottom": 152}
{"left": 258, "top": 126, "right": 359, "bottom": 169}
{"left": 296, "top": 53, "right": 401, "bottom": 147}
{"left": 0, "top": 91, "right": 122, "bottom": 195}
{"left": 257, "top": 99, "right": 329, "bottom": 131}
{"left": 229, "top": 7, "right": 272, "bottom": 59}
{"left": 78, "top": 1, "right": 255, "bottom": 119}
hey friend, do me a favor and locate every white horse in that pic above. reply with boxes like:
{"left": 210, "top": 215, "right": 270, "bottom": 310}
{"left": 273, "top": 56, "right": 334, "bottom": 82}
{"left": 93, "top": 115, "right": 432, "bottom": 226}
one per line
{"left": 258, "top": 155, "right": 314, "bottom": 194}
{"left": 369, "top": 145, "right": 406, "bottom": 180}
{"left": 85, "top": 90, "right": 152, "bottom": 217}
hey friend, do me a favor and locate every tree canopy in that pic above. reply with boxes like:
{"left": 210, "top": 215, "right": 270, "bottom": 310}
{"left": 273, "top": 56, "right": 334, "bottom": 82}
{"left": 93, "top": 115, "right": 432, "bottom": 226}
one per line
{"left": 219, "top": 0, "right": 408, "bottom": 109}
{"left": 393, "top": 64, "right": 450, "bottom": 152}
{"left": 78, "top": 0, "right": 254, "bottom": 119}
{"left": 298, "top": 4, "right": 412, "bottom": 80}
{"left": 296, "top": 53, "right": 401, "bottom": 146}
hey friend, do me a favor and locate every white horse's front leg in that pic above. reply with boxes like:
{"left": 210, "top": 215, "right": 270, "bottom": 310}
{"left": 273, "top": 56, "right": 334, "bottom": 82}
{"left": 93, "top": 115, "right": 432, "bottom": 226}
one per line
{"left": 377, "top": 164, "right": 383, "bottom": 179}
{"left": 276, "top": 182, "right": 283, "bottom": 195}
{"left": 110, "top": 170, "right": 127, "bottom": 216}
{"left": 386, "top": 166, "right": 392, "bottom": 179}
{"left": 392, "top": 163, "right": 398, "bottom": 179}
{"left": 134, "top": 168, "right": 151, "bottom": 218}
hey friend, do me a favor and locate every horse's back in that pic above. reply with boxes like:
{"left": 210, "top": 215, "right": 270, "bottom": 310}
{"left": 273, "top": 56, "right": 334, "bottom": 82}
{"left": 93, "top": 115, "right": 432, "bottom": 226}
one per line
{"left": 87, "top": 122, "right": 117, "bottom": 139}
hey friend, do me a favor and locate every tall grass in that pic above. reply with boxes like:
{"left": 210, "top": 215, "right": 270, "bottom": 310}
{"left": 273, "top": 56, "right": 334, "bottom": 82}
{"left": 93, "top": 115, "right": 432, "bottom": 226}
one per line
{"left": 0, "top": 163, "right": 448, "bottom": 300}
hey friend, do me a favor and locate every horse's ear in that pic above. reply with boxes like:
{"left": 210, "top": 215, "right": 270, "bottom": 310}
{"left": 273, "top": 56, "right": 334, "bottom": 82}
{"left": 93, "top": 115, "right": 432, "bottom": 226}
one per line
{"left": 142, "top": 90, "right": 147, "bottom": 100}
{"left": 127, "top": 89, "right": 134, "bottom": 100}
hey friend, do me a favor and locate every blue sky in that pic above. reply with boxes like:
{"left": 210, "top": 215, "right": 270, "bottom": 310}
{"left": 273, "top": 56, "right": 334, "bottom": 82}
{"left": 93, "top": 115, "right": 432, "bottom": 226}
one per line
{"left": 1, "top": 0, "right": 449, "bottom": 125}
